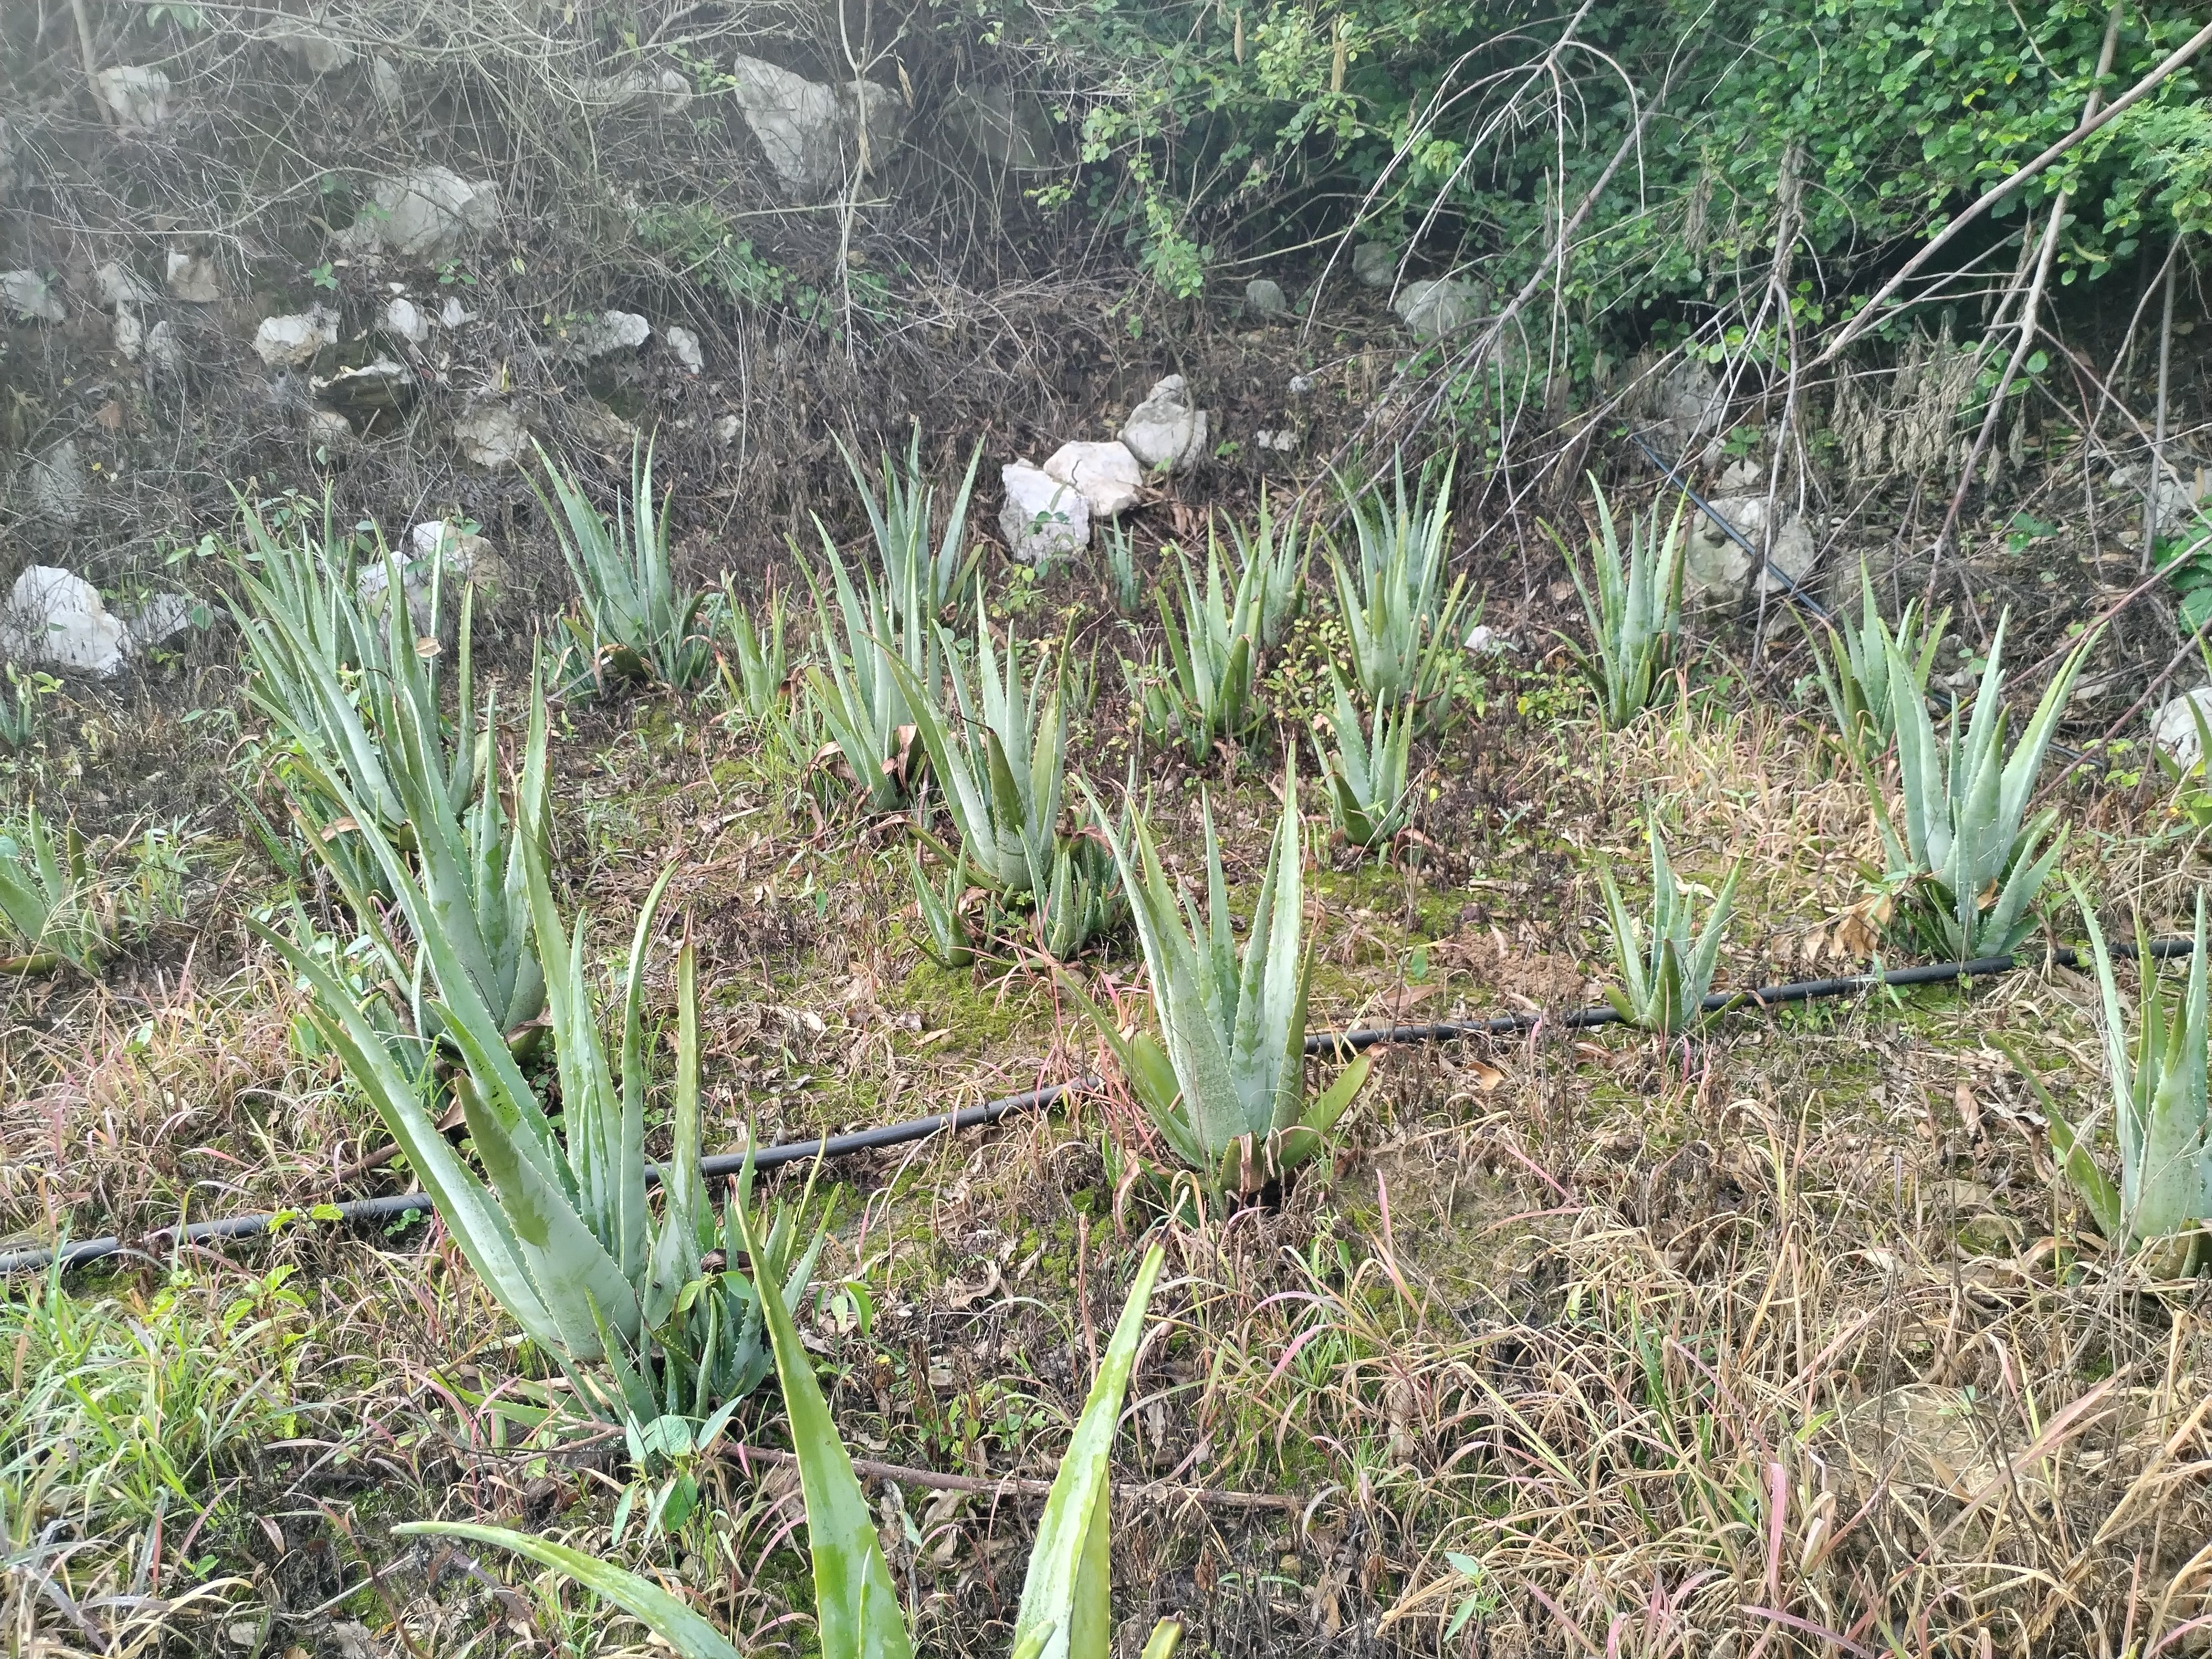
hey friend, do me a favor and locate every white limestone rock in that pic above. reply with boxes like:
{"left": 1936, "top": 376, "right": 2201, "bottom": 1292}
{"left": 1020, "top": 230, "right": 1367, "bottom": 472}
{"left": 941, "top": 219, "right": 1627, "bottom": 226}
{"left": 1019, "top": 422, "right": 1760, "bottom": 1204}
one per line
{"left": 1394, "top": 278, "right": 1481, "bottom": 340}
{"left": 454, "top": 402, "right": 529, "bottom": 467}
{"left": 253, "top": 306, "right": 339, "bottom": 367}
{"left": 1000, "top": 463, "right": 1089, "bottom": 564}
{"left": 3, "top": 567, "right": 128, "bottom": 675}
{"left": 338, "top": 167, "right": 499, "bottom": 262}
{"left": 728, "top": 56, "right": 902, "bottom": 192}
{"left": 384, "top": 296, "right": 429, "bottom": 345}
{"left": 165, "top": 249, "right": 223, "bottom": 302}
{"left": 1119, "top": 375, "right": 1210, "bottom": 474}
{"left": 1, "top": 272, "right": 64, "bottom": 325}
{"left": 1042, "top": 440, "right": 1143, "bottom": 520}
{"left": 2152, "top": 687, "right": 2212, "bottom": 770}
{"left": 94, "top": 66, "right": 174, "bottom": 130}
{"left": 560, "top": 309, "right": 651, "bottom": 359}
{"left": 664, "top": 325, "right": 704, "bottom": 373}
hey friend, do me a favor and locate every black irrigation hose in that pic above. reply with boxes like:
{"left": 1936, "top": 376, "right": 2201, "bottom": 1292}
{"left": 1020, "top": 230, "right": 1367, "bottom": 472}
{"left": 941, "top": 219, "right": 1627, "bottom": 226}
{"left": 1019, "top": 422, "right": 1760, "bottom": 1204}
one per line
{"left": 2, "top": 941, "right": 2195, "bottom": 1279}
{"left": 1628, "top": 432, "right": 1834, "bottom": 624}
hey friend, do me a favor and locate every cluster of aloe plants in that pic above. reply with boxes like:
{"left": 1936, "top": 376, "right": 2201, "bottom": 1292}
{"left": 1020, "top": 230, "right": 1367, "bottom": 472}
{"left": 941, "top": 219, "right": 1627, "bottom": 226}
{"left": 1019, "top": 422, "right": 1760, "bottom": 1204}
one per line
{"left": 1556, "top": 479, "right": 1685, "bottom": 729}
{"left": 1332, "top": 452, "right": 1468, "bottom": 723}
{"left": 1128, "top": 532, "right": 1269, "bottom": 762}
{"left": 1597, "top": 813, "right": 1743, "bottom": 1038}
{"left": 1871, "top": 614, "right": 2093, "bottom": 959}
{"left": 1063, "top": 760, "right": 1371, "bottom": 1199}
{"left": 0, "top": 804, "right": 107, "bottom": 974}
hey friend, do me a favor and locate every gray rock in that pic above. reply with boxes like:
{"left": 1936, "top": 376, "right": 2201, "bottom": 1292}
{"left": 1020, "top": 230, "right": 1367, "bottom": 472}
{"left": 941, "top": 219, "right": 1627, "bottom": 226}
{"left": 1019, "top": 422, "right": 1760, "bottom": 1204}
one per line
{"left": 0, "top": 271, "right": 64, "bottom": 325}
{"left": 1395, "top": 278, "right": 1481, "bottom": 340}
{"left": 113, "top": 309, "right": 146, "bottom": 362}
{"left": 728, "top": 56, "right": 903, "bottom": 193}
{"left": 384, "top": 296, "right": 429, "bottom": 345}
{"left": 1288, "top": 372, "right": 1315, "bottom": 395}
{"left": 1042, "top": 440, "right": 1144, "bottom": 520}
{"left": 943, "top": 85, "right": 1053, "bottom": 169}
{"left": 1244, "top": 278, "right": 1287, "bottom": 319}
{"left": 126, "top": 592, "right": 195, "bottom": 651}
{"left": 166, "top": 249, "right": 222, "bottom": 303}
{"left": 1254, "top": 428, "right": 1297, "bottom": 453}
{"left": 94, "top": 262, "right": 154, "bottom": 311}
{"left": 455, "top": 403, "right": 528, "bottom": 467}
{"left": 93, "top": 66, "right": 173, "bottom": 130}
{"left": 591, "top": 66, "right": 693, "bottom": 116}
{"left": 1351, "top": 243, "right": 1395, "bottom": 289}
{"left": 3, "top": 567, "right": 129, "bottom": 675}
{"left": 1000, "top": 463, "right": 1089, "bottom": 564}
{"left": 25, "top": 440, "right": 87, "bottom": 529}
{"left": 338, "top": 167, "right": 499, "bottom": 262}
{"left": 560, "top": 310, "right": 651, "bottom": 360}
{"left": 1682, "top": 493, "right": 1817, "bottom": 605}
{"left": 714, "top": 413, "right": 741, "bottom": 443}
{"left": 272, "top": 25, "right": 354, "bottom": 74}
{"left": 439, "top": 295, "right": 474, "bottom": 329}
{"left": 1464, "top": 623, "right": 1514, "bottom": 655}
{"left": 1759, "top": 512, "right": 1818, "bottom": 597}
{"left": 253, "top": 306, "right": 338, "bottom": 367}
{"left": 1119, "top": 374, "right": 1210, "bottom": 475}
{"left": 304, "top": 406, "right": 352, "bottom": 442}
{"left": 664, "top": 325, "right": 704, "bottom": 373}
{"left": 371, "top": 56, "right": 403, "bottom": 106}
{"left": 2152, "top": 687, "right": 2212, "bottom": 770}
{"left": 1714, "top": 458, "right": 1763, "bottom": 494}
{"left": 358, "top": 522, "right": 506, "bottom": 630}
{"left": 143, "top": 321, "right": 181, "bottom": 378}
{"left": 1656, "top": 359, "right": 1725, "bottom": 454}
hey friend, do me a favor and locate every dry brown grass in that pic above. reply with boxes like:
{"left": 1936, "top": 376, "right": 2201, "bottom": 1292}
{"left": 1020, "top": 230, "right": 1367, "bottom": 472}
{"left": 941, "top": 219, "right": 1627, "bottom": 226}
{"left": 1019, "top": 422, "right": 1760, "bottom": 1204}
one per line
{"left": 4, "top": 597, "right": 2210, "bottom": 1659}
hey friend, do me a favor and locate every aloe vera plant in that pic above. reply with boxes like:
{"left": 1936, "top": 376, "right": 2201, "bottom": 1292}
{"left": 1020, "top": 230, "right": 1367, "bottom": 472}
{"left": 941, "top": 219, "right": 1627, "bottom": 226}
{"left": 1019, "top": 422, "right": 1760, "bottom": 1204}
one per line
{"left": 910, "top": 843, "right": 975, "bottom": 968}
{"left": 838, "top": 426, "right": 984, "bottom": 630}
{"left": 2039, "top": 890, "right": 2210, "bottom": 1269}
{"left": 400, "top": 1240, "right": 1182, "bottom": 1659}
{"left": 1556, "top": 479, "right": 1686, "bottom": 728}
{"left": 236, "top": 511, "right": 545, "bottom": 1036}
{"left": 890, "top": 618, "right": 1063, "bottom": 896}
{"left": 1062, "top": 762, "right": 1371, "bottom": 1196}
{"left": 1129, "top": 536, "right": 1264, "bottom": 762}
{"left": 260, "top": 831, "right": 819, "bottom": 1415}
{"left": 0, "top": 804, "right": 103, "bottom": 973}
{"left": 1874, "top": 614, "right": 2093, "bottom": 959}
{"left": 1225, "top": 487, "right": 1310, "bottom": 650}
{"left": 536, "top": 439, "right": 716, "bottom": 691}
{"left": 802, "top": 535, "right": 939, "bottom": 812}
{"left": 1597, "top": 815, "right": 1743, "bottom": 1037}
{"left": 1332, "top": 453, "right": 1467, "bottom": 718}
{"left": 1808, "top": 564, "right": 1947, "bottom": 769}
{"left": 1034, "top": 808, "right": 1129, "bottom": 961}
{"left": 717, "top": 583, "right": 789, "bottom": 724}
{"left": 1312, "top": 670, "right": 1415, "bottom": 852}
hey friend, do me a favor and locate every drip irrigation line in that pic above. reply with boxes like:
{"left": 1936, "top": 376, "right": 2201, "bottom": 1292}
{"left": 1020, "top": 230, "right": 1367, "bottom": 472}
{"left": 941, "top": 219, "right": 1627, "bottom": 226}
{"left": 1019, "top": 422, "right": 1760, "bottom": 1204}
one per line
{"left": 3, "top": 940, "right": 2193, "bottom": 1279}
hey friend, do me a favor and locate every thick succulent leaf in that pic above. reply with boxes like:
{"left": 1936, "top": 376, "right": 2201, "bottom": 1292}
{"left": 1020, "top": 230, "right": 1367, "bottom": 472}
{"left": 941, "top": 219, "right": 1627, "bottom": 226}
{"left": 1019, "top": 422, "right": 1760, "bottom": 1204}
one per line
{"left": 397, "top": 1523, "right": 740, "bottom": 1659}
{"left": 456, "top": 1073, "right": 640, "bottom": 1359}
{"left": 737, "top": 1203, "right": 914, "bottom": 1659}
{"left": 1014, "top": 1241, "right": 1166, "bottom": 1659}
{"left": 255, "top": 923, "right": 564, "bottom": 1354}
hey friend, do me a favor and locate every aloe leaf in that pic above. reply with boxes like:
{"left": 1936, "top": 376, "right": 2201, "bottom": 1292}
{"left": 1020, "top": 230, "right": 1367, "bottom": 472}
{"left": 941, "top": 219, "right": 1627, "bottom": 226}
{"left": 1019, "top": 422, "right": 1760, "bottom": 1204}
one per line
{"left": 1014, "top": 1241, "right": 1166, "bottom": 1659}
{"left": 736, "top": 1204, "right": 914, "bottom": 1659}
{"left": 396, "top": 1522, "right": 741, "bottom": 1659}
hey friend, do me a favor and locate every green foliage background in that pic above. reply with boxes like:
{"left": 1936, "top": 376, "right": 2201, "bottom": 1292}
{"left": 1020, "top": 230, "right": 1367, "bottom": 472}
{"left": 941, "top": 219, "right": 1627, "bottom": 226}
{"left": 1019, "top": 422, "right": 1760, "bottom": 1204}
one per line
{"left": 972, "top": 0, "right": 2210, "bottom": 316}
